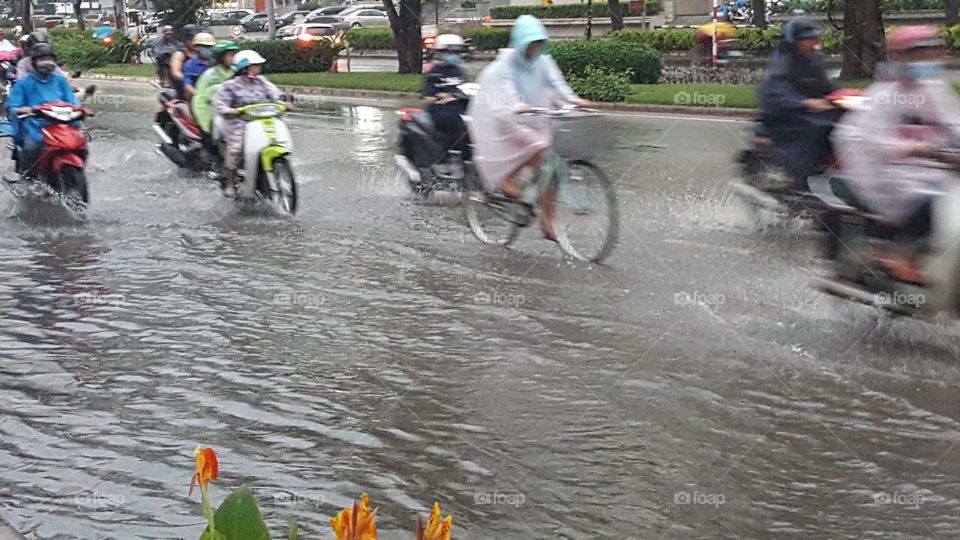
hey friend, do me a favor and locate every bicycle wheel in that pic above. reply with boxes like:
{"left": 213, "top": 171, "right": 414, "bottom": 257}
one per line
{"left": 463, "top": 171, "right": 520, "bottom": 247}
{"left": 553, "top": 159, "right": 618, "bottom": 263}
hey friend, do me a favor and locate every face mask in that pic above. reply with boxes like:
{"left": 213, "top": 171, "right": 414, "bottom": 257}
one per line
{"left": 442, "top": 54, "right": 461, "bottom": 66}
{"left": 197, "top": 47, "right": 211, "bottom": 60}
{"left": 35, "top": 60, "right": 56, "bottom": 76}
{"left": 246, "top": 73, "right": 260, "bottom": 80}
{"left": 905, "top": 61, "right": 944, "bottom": 80}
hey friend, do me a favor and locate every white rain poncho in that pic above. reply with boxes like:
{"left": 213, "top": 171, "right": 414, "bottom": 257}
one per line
{"left": 833, "top": 74, "right": 960, "bottom": 224}
{"left": 467, "top": 15, "right": 578, "bottom": 189}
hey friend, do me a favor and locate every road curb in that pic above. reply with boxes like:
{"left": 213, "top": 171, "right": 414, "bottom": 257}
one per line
{"left": 81, "top": 74, "right": 756, "bottom": 119}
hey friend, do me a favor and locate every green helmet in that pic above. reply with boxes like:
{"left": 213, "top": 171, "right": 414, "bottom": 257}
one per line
{"left": 211, "top": 40, "right": 240, "bottom": 62}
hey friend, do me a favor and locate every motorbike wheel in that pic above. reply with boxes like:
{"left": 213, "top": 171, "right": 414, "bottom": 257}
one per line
{"left": 258, "top": 157, "right": 297, "bottom": 215}
{"left": 58, "top": 165, "right": 90, "bottom": 213}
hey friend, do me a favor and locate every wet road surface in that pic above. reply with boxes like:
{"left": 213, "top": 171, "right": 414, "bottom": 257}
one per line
{"left": 2, "top": 81, "right": 960, "bottom": 539}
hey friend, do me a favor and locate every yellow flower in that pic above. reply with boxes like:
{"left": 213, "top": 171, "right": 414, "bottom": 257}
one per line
{"left": 418, "top": 502, "right": 452, "bottom": 540}
{"left": 331, "top": 493, "right": 378, "bottom": 540}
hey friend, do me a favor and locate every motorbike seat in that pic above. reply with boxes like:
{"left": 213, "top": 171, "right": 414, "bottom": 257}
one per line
{"left": 410, "top": 111, "right": 435, "bottom": 132}
{"left": 158, "top": 88, "right": 177, "bottom": 104}
{"left": 170, "top": 100, "right": 202, "bottom": 140}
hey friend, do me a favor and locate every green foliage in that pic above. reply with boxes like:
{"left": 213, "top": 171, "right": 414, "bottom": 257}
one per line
{"left": 552, "top": 39, "right": 661, "bottom": 83}
{"left": 613, "top": 25, "right": 845, "bottom": 54}
{"left": 943, "top": 25, "right": 960, "bottom": 50}
{"left": 490, "top": 1, "right": 661, "bottom": 19}
{"left": 199, "top": 486, "right": 270, "bottom": 540}
{"left": 241, "top": 39, "right": 344, "bottom": 72}
{"left": 612, "top": 28, "right": 696, "bottom": 50}
{"left": 49, "top": 28, "right": 144, "bottom": 69}
{"left": 344, "top": 27, "right": 395, "bottom": 49}
{"left": 567, "top": 67, "right": 630, "bottom": 101}
{"left": 153, "top": 0, "right": 209, "bottom": 27}
{"left": 461, "top": 0, "right": 477, "bottom": 7}
{"left": 774, "top": 0, "right": 946, "bottom": 12}
{"left": 466, "top": 27, "right": 511, "bottom": 50}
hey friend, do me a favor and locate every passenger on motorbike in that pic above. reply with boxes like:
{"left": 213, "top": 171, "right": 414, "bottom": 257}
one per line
{"left": 192, "top": 40, "right": 239, "bottom": 135}
{"left": 181, "top": 32, "right": 216, "bottom": 98}
{"left": 468, "top": 15, "right": 588, "bottom": 240}
{"left": 151, "top": 26, "right": 180, "bottom": 86}
{"left": 15, "top": 31, "right": 56, "bottom": 79}
{"left": 758, "top": 16, "right": 839, "bottom": 191}
{"left": 422, "top": 33, "right": 470, "bottom": 171}
{"left": 6, "top": 43, "right": 81, "bottom": 175}
{"left": 831, "top": 26, "right": 960, "bottom": 283}
{"left": 0, "top": 31, "right": 16, "bottom": 52}
{"left": 213, "top": 50, "right": 288, "bottom": 198}
{"left": 169, "top": 24, "right": 199, "bottom": 100}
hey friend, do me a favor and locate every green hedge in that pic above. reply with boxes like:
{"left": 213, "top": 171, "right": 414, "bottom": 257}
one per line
{"left": 567, "top": 66, "right": 630, "bottom": 101}
{"left": 552, "top": 39, "right": 661, "bottom": 83}
{"left": 49, "top": 27, "right": 144, "bottom": 69}
{"left": 467, "top": 27, "right": 511, "bottom": 50}
{"left": 612, "top": 26, "right": 847, "bottom": 53}
{"left": 240, "top": 39, "right": 344, "bottom": 72}
{"left": 344, "top": 27, "right": 394, "bottom": 49}
{"left": 490, "top": 1, "right": 661, "bottom": 19}
{"left": 773, "top": 0, "right": 943, "bottom": 13}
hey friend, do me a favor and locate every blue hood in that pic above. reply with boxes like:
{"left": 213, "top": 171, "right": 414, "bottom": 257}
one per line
{"left": 509, "top": 15, "right": 549, "bottom": 60}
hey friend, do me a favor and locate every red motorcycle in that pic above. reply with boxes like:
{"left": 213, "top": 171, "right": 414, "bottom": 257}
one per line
{"left": 152, "top": 83, "right": 215, "bottom": 172}
{"left": 7, "top": 101, "right": 92, "bottom": 210}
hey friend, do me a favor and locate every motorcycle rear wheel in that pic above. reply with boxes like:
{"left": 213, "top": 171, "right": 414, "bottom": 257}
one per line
{"left": 58, "top": 165, "right": 89, "bottom": 212}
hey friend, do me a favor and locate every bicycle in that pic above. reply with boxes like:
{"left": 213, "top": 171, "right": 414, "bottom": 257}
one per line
{"left": 463, "top": 107, "right": 619, "bottom": 263}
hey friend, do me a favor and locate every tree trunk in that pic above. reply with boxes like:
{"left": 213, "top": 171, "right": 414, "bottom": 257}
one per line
{"left": 74, "top": 0, "right": 85, "bottom": 31}
{"left": 22, "top": 0, "right": 32, "bottom": 33}
{"left": 382, "top": 0, "right": 422, "bottom": 74}
{"left": 750, "top": 0, "right": 766, "bottom": 27}
{"left": 839, "top": 0, "right": 883, "bottom": 80}
{"left": 946, "top": 0, "right": 958, "bottom": 27}
{"left": 608, "top": 0, "right": 624, "bottom": 32}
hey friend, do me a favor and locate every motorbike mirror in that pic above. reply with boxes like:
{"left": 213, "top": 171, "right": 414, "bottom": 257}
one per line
{"left": 83, "top": 85, "right": 97, "bottom": 99}
{"left": 279, "top": 93, "right": 296, "bottom": 103}
{"left": 71, "top": 69, "right": 83, "bottom": 78}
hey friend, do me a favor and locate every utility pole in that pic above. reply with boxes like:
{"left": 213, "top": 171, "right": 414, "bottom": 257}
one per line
{"left": 434, "top": 0, "right": 438, "bottom": 27}
{"left": 22, "top": 0, "right": 33, "bottom": 32}
{"left": 266, "top": 0, "right": 276, "bottom": 39}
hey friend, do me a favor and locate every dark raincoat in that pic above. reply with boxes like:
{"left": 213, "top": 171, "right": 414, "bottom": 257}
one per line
{"left": 758, "top": 40, "right": 839, "bottom": 187}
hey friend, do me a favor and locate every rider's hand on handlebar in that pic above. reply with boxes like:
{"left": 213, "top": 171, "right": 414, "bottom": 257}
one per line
{"left": 223, "top": 107, "right": 239, "bottom": 117}
{"left": 804, "top": 98, "right": 834, "bottom": 112}
{"left": 81, "top": 107, "right": 95, "bottom": 117}
{"left": 17, "top": 106, "right": 31, "bottom": 116}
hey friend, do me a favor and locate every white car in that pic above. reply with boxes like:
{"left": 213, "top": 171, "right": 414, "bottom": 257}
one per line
{"left": 283, "top": 23, "right": 340, "bottom": 42}
{"left": 341, "top": 8, "right": 389, "bottom": 28}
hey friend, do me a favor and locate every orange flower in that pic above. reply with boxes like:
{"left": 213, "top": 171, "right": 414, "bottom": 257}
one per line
{"left": 417, "top": 502, "right": 452, "bottom": 540}
{"left": 189, "top": 447, "right": 219, "bottom": 496}
{"left": 331, "top": 493, "right": 378, "bottom": 540}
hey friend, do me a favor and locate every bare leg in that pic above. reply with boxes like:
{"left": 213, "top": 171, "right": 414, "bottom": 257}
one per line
{"left": 540, "top": 185, "right": 557, "bottom": 241}
{"left": 500, "top": 150, "right": 546, "bottom": 199}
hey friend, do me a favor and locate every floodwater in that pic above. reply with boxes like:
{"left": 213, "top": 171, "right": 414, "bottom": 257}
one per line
{"left": 2, "top": 81, "right": 960, "bottom": 539}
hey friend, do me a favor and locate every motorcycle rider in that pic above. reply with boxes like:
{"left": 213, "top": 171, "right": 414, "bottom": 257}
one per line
{"left": 758, "top": 16, "right": 838, "bottom": 192}
{"left": 831, "top": 26, "right": 960, "bottom": 283}
{"left": 181, "top": 32, "right": 216, "bottom": 98}
{"left": 422, "top": 33, "right": 469, "bottom": 174}
{"left": 468, "top": 15, "right": 588, "bottom": 241}
{"left": 169, "top": 24, "right": 199, "bottom": 99}
{"left": 0, "top": 31, "right": 16, "bottom": 52}
{"left": 213, "top": 50, "right": 287, "bottom": 198}
{"left": 7, "top": 43, "right": 81, "bottom": 175}
{"left": 151, "top": 26, "right": 180, "bottom": 86}
{"left": 15, "top": 31, "right": 52, "bottom": 79}
{"left": 192, "top": 40, "right": 239, "bottom": 137}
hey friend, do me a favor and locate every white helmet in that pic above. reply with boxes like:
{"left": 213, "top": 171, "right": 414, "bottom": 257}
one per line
{"left": 433, "top": 33, "right": 465, "bottom": 52}
{"left": 232, "top": 49, "right": 266, "bottom": 72}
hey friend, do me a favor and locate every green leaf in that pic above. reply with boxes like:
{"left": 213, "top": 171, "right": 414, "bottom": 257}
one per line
{"left": 288, "top": 519, "right": 299, "bottom": 540}
{"left": 199, "top": 527, "right": 227, "bottom": 540}
{"left": 207, "top": 485, "right": 271, "bottom": 540}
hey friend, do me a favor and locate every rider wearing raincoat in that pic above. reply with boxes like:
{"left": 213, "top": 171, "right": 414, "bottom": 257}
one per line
{"left": 192, "top": 40, "right": 239, "bottom": 134}
{"left": 467, "top": 15, "right": 587, "bottom": 240}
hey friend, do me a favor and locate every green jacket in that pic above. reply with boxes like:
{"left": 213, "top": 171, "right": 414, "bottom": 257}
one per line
{"left": 191, "top": 65, "right": 233, "bottom": 132}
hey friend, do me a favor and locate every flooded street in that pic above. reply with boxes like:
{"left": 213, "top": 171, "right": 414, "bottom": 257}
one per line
{"left": 2, "top": 81, "right": 960, "bottom": 539}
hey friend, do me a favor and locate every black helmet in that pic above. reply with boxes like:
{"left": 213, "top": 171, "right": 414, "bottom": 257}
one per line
{"left": 783, "top": 16, "right": 821, "bottom": 45}
{"left": 24, "top": 31, "right": 48, "bottom": 51}
{"left": 30, "top": 42, "right": 56, "bottom": 60}
{"left": 180, "top": 24, "right": 199, "bottom": 41}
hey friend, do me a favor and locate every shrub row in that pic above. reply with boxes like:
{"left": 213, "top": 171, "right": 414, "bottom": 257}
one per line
{"left": 49, "top": 27, "right": 144, "bottom": 69}
{"left": 773, "top": 0, "right": 943, "bottom": 14}
{"left": 612, "top": 26, "right": 847, "bottom": 53}
{"left": 567, "top": 67, "right": 631, "bottom": 101}
{"left": 552, "top": 39, "right": 661, "bottom": 83}
{"left": 468, "top": 27, "right": 511, "bottom": 50}
{"left": 239, "top": 39, "right": 344, "bottom": 73}
{"left": 344, "top": 27, "right": 395, "bottom": 49}
{"left": 490, "top": 1, "right": 662, "bottom": 19}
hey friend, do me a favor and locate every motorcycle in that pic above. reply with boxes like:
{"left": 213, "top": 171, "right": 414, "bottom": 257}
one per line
{"left": 394, "top": 82, "right": 477, "bottom": 199}
{"left": 0, "top": 48, "right": 20, "bottom": 117}
{"left": 732, "top": 88, "right": 870, "bottom": 220}
{"left": 810, "top": 149, "right": 960, "bottom": 318}
{"left": 1, "top": 101, "right": 92, "bottom": 215}
{"left": 152, "top": 82, "right": 221, "bottom": 174}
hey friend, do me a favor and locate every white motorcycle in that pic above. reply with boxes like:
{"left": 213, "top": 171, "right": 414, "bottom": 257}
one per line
{"left": 230, "top": 102, "right": 297, "bottom": 214}
{"left": 811, "top": 149, "right": 960, "bottom": 318}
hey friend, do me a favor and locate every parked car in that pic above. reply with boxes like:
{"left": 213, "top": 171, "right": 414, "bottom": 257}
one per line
{"left": 284, "top": 23, "right": 340, "bottom": 42}
{"left": 309, "top": 5, "right": 351, "bottom": 16}
{"left": 240, "top": 12, "right": 269, "bottom": 31}
{"left": 303, "top": 15, "right": 347, "bottom": 31}
{"left": 43, "top": 16, "right": 63, "bottom": 29}
{"left": 341, "top": 8, "right": 389, "bottom": 28}
{"left": 202, "top": 9, "right": 252, "bottom": 26}
{"left": 275, "top": 10, "right": 309, "bottom": 28}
